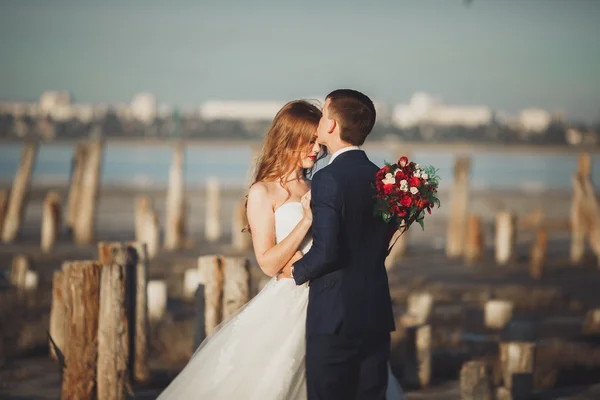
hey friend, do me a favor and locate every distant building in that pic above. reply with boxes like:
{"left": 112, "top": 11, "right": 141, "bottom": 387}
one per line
{"left": 199, "top": 101, "right": 287, "bottom": 121}
{"left": 39, "top": 91, "right": 72, "bottom": 121}
{"left": 518, "top": 108, "right": 551, "bottom": 133}
{"left": 130, "top": 93, "right": 157, "bottom": 123}
{"left": 391, "top": 92, "right": 492, "bottom": 128}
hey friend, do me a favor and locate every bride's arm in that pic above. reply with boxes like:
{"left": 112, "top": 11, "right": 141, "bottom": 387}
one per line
{"left": 246, "top": 183, "right": 311, "bottom": 277}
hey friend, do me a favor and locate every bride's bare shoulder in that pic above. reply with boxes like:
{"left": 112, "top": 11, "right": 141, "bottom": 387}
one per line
{"left": 248, "top": 181, "right": 275, "bottom": 208}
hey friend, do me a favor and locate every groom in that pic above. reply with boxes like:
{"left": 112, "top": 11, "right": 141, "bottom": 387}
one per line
{"left": 288, "top": 89, "right": 396, "bottom": 399}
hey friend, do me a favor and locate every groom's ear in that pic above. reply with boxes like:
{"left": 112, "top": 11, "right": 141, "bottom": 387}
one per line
{"left": 327, "top": 118, "right": 336, "bottom": 134}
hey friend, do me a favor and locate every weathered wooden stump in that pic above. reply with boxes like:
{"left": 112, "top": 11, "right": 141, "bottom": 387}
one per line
{"left": 2, "top": 141, "right": 37, "bottom": 243}
{"left": 446, "top": 157, "right": 471, "bottom": 258}
{"left": 570, "top": 153, "right": 591, "bottom": 264}
{"left": 499, "top": 341, "right": 536, "bottom": 400}
{"left": 232, "top": 201, "right": 252, "bottom": 251}
{"left": 485, "top": 300, "right": 514, "bottom": 329}
{"left": 61, "top": 261, "right": 102, "bottom": 400}
{"left": 66, "top": 142, "right": 88, "bottom": 234}
{"left": 49, "top": 270, "right": 65, "bottom": 361}
{"left": 197, "top": 255, "right": 224, "bottom": 335}
{"left": 583, "top": 308, "right": 600, "bottom": 335}
{"left": 495, "top": 211, "right": 517, "bottom": 265}
{"left": 205, "top": 176, "right": 221, "bottom": 243}
{"left": 406, "top": 291, "right": 434, "bottom": 325}
{"left": 10, "top": 254, "right": 30, "bottom": 290}
{"left": 222, "top": 257, "right": 251, "bottom": 320}
{"left": 464, "top": 215, "right": 484, "bottom": 265}
{"left": 73, "top": 140, "right": 103, "bottom": 245}
{"left": 403, "top": 324, "right": 432, "bottom": 389}
{"left": 41, "top": 191, "right": 62, "bottom": 253}
{"left": 183, "top": 268, "right": 201, "bottom": 301}
{"left": 127, "top": 242, "right": 150, "bottom": 383}
{"left": 460, "top": 360, "right": 494, "bottom": 400}
{"left": 385, "top": 229, "right": 408, "bottom": 270}
{"left": 147, "top": 280, "right": 167, "bottom": 324}
{"left": 529, "top": 227, "right": 547, "bottom": 280}
{"left": 164, "top": 143, "right": 186, "bottom": 250}
{"left": 0, "top": 189, "right": 8, "bottom": 235}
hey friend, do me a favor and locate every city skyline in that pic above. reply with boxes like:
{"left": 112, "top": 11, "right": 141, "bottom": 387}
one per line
{"left": 1, "top": 0, "right": 599, "bottom": 122}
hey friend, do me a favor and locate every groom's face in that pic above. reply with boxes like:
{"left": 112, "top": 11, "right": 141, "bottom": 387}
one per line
{"left": 316, "top": 99, "right": 333, "bottom": 146}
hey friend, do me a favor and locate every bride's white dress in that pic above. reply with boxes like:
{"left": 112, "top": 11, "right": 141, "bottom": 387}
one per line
{"left": 158, "top": 202, "right": 404, "bottom": 399}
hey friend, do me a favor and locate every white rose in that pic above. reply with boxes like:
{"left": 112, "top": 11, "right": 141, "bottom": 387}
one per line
{"left": 401, "top": 185, "right": 408, "bottom": 192}
{"left": 410, "top": 187, "right": 419, "bottom": 195}
{"left": 415, "top": 164, "right": 421, "bottom": 169}
{"left": 414, "top": 170, "right": 421, "bottom": 178}
{"left": 382, "top": 173, "right": 396, "bottom": 185}
{"left": 400, "top": 179, "right": 407, "bottom": 186}
{"left": 421, "top": 173, "right": 428, "bottom": 180}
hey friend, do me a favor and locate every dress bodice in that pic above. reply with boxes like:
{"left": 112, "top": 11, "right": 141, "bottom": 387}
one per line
{"left": 274, "top": 202, "right": 313, "bottom": 255}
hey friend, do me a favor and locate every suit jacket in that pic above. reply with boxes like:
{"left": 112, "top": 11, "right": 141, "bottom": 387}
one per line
{"left": 293, "top": 149, "right": 396, "bottom": 335}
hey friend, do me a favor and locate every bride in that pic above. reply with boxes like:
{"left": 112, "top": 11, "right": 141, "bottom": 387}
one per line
{"left": 157, "top": 100, "right": 404, "bottom": 399}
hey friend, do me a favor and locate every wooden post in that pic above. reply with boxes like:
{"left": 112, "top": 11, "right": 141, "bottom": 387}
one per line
{"left": 49, "top": 270, "right": 66, "bottom": 361}
{"left": 135, "top": 196, "right": 160, "bottom": 259}
{"left": 485, "top": 300, "right": 514, "bottom": 329}
{"left": 127, "top": 242, "right": 150, "bottom": 383}
{"left": 197, "top": 255, "right": 224, "bottom": 335}
{"left": 583, "top": 308, "right": 600, "bottom": 335}
{"left": 135, "top": 196, "right": 151, "bottom": 244}
{"left": 464, "top": 215, "right": 484, "bottom": 265}
{"left": 495, "top": 211, "right": 517, "bottom": 265}
{"left": 24, "top": 270, "right": 38, "bottom": 292}
{"left": 529, "top": 227, "right": 547, "bottom": 280}
{"left": 2, "top": 141, "right": 38, "bottom": 243}
{"left": 570, "top": 154, "right": 591, "bottom": 264}
{"left": 61, "top": 261, "right": 102, "bottom": 400}
{"left": 66, "top": 143, "right": 88, "bottom": 234}
{"left": 10, "top": 254, "right": 30, "bottom": 290}
{"left": 0, "top": 189, "right": 7, "bottom": 235}
{"left": 460, "top": 360, "right": 493, "bottom": 400}
{"left": 97, "top": 262, "right": 132, "bottom": 400}
{"left": 164, "top": 143, "right": 185, "bottom": 250}
{"left": 41, "top": 191, "right": 62, "bottom": 253}
{"left": 183, "top": 268, "right": 201, "bottom": 301}
{"left": 205, "top": 176, "right": 221, "bottom": 243}
{"left": 232, "top": 201, "right": 251, "bottom": 251}
{"left": 406, "top": 291, "right": 434, "bottom": 325}
{"left": 403, "top": 324, "right": 432, "bottom": 389}
{"left": 147, "top": 280, "right": 167, "bottom": 324}
{"left": 446, "top": 157, "right": 471, "bottom": 258}
{"left": 247, "top": 145, "right": 262, "bottom": 185}
{"left": 385, "top": 230, "right": 408, "bottom": 270}
{"left": 499, "top": 342, "right": 536, "bottom": 400}
{"left": 73, "top": 140, "right": 103, "bottom": 245}
{"left": 222, "top": 257, "right": 250, "bottom": 320}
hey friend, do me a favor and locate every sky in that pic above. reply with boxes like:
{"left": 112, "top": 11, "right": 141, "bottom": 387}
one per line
{"left": 0, "top": 0, "right": 599, "bottom": 122}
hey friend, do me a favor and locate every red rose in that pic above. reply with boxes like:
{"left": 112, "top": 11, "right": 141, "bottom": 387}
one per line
{"left": 399, "top": 156, "right": 408, "bottom": 167}
{"left": 400, "top": 196, "right": 412, "bottom": 207}
{"left": 395, "top": 170, "right": 405, "bottom": 180}
{"left": 383, "top": 185, "right": 393, "bottom": 195}
{"left": 397, "top": 209, "right": 407, "bottom": 218}
{"left": 408, "top": 177, "right": 421, "bottom": 188}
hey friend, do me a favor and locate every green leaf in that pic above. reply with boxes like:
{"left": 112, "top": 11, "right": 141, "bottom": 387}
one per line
{"left": 417, "top": 217, "right": 425, "bottom": 230}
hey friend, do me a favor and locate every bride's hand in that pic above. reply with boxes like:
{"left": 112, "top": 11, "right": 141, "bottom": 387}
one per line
{"left": 301, "top": 191, "right": 312, "bottom": 223}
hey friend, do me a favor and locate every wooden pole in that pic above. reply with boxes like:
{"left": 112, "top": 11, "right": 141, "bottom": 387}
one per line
{"left": 10, "top": 254, "right": 30, "bottom": 291}
{"left": 385, "top": 230, "right": 408, "bottom": 270}
{"left": 197, "top": 255, "right": 224, "bottom": 335}
{"left": 529, "top": 227, "right": 547, "bottom": 280}
{"left": 2, "top": 141, "right": 38, "bottom": 243}
{"left": 583, "top": 309, "right": 600, "bottom": 335}
{"left": 134, "top": 196, "right": 160, "bottom": 258}
{"left": 0, "top": 189, "right": 8, "bottom": 235}
{"left": 73, "top": 140, "right": 103, "bottom": 245}
{"left": 147, "top": 280, "right": 167, "bottom": 324}
{"left": 135, "top": 196, "right": 151, "bottom": 244}
{"left": 41, "top": 191, "right": 62, "bottom": 253}
{"left": 464, "top": 215, "right": 484, "bottom": 265}
{"left": 164, "top": 143, "right": 185, "bottom": 250}
{"left": 49, "top": 270, "right": 66, "bottom": 361}
{"left": 485, "top": 300, "right": 514, "bottom": 329}
{"left": 403, "top": 324, "right": 432, "bottom": 389}
{"left": 127, "top": 242, "right": 150, "bottom": 383}
{"left": 183, "top": 268, "right": 201, "bottom": 301}
{"left": 66, "top": 143, "right": 88, "bottom": 234}
{"left": 460, "top": 360, "right": 493, "bottom": 400}
{"left": 406, "top": 291, "right": 434, "bottom": 325}
{"left": 232, "top": 201, "right": 251, "bottom": 251}
{"left": 570, "top": 154, "right": 591, "bottom": 264}
{"left": 446, "top": 157, "right": 471, "bottom": 258}
{"left": 97, "top": 261, "right": 132, "bottom": 400}
{"left": 499, "top": 341, "right": 536, "bottom": 400}
{"left": 205, "top": 176, "right": 221, "bottom": 243}
{"left": 61, "top": 261, "right": 102, "bottom": 400}
{"left": 495, "top": 211, "right": 517, "bottom": 265}
{"left": 222, "top": 257, "right": 251, "bottom": 320}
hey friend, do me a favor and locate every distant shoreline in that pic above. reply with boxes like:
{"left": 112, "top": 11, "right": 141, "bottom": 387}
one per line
{"left": 0, "top": 137, "right": 597, "bottom": 155}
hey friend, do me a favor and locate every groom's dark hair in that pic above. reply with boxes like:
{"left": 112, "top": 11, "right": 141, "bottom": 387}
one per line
{"left": 326, "top": 89, "right": 376, "bottom": 146}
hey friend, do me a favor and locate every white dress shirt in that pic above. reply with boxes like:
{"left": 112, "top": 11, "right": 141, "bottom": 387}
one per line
{"left": 328, "top": 146, "right": 360, "bottom": 165}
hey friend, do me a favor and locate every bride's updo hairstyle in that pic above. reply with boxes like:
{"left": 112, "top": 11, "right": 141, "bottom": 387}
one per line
{"left": 250, "top": 100, "right": 324, "bottom": 187}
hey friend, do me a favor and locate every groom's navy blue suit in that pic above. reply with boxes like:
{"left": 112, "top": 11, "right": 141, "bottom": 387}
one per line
{"left": 293, "top": 149, "right": 396, "bottom": 400}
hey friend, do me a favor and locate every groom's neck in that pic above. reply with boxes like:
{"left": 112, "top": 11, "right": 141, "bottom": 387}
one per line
{"left": 328, "top": 141, "right": 356, "bottom": 156}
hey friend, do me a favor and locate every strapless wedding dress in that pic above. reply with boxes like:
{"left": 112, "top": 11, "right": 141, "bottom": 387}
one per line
{"left": 157, "top": 202, "right": 404, "bottom": 399}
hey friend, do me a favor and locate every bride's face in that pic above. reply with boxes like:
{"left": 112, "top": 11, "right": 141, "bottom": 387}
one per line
{"left": 299, "top": 134, "right": 321, "bottom": 169}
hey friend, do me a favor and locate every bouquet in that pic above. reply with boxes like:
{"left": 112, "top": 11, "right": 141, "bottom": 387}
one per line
{"left": 374, "top": 156, "right": 441, "bottom": 233}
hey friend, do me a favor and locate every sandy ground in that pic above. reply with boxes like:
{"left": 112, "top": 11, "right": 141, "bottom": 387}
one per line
{"left": 1, "top": 186, "right": 600, "bottom": 399}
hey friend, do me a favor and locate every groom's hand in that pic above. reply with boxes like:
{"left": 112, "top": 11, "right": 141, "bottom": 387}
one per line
{"left": 277, "top": 251, "right": 303, "bottom": 280}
